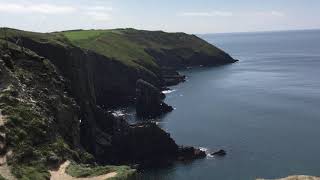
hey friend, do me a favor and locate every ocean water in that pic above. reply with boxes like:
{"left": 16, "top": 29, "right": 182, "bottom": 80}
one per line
{"left": 138, "top": 30, "right": 320, "bottom": 180}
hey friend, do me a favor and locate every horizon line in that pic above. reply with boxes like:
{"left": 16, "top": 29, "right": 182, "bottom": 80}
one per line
{"left": 197, "top": 28, "right": 320, "bottom": 35}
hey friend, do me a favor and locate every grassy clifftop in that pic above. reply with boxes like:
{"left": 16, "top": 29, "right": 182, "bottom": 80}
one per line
{"left": 0, "top": 28, "right": 70, "bottom": 47}
{"left": 62, "top": 28, "right": 235, "bottom": 70}
{"left": 1, "top": 28, "right": 236, "bottom": 76}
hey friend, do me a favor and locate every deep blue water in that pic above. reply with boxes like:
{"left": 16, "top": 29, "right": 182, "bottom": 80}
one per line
{"left": 139, "top": 30, "right": 320, "bottom": 180}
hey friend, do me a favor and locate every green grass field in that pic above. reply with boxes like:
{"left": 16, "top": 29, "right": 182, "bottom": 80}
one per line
{"left": 66, "top": 162, "right": 136, "bottom": 180}
{"left": 61, "top": 28, "right": 226, "bottom": 72}
{"left": 62, "top": 29, "right": 159, "bottom": 71}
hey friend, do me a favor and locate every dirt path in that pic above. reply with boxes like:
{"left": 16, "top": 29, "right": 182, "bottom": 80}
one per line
{"left": 50, "top": 161, "right": 117, "bottom": 180}
{"left": 0, "top": 111, "right": 5, "bottom": 127}
{"left": 0, "top": 151, "right": 16, "bottom": 180}
{"left": 0, "top": 109, "right": 15, "bottom": 180}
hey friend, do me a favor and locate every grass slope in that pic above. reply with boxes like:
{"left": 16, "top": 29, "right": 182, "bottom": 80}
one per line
{"left": 66, "top": 162, "right": 136, "bottom": 180}
{"left": 1, "top": 28, "right": 233, "bottom": 77}
{"left": 0, "top": 28, "right": 70, "bottom": 47}
{"left": 63, "top": 29, "right": 159, "bottom": 71}
{"left": 62, "top": 28, "right": 230, "bottom": 70}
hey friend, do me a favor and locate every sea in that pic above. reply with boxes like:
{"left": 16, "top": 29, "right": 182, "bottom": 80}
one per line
{"left": 136, "top": 29, "right": 320, "bottom": 180}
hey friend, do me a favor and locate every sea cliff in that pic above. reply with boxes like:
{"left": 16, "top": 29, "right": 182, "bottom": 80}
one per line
{"left": 0, "top": 27, "right": 236, "bottom": 179}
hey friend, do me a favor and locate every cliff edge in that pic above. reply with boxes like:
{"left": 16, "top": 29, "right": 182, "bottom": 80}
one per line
{"left": 0, "top": 27, "right": 235, "bottom": 179}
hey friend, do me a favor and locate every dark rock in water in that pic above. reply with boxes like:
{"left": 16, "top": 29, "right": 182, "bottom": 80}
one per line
{"left": 136, "top": 79, "right": 173, "bottom": 118}
{"left": 117, "top": 122, "right": 178, "bottom": 163}
{"left": 211, "top": 149, "right": 226, "bottom": 156}
{"left": 94, "top": 121, "right": 205, "bottom": 167}
{"left": 95, "top": 121, "right": 177, "bottom": 166}
{"left": 177, "top": 146, "right": 206, "bottom": 161}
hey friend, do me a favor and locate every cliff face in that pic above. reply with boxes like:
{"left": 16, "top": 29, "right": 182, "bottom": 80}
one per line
{"left": 13, "top": 36, "right": 161, "bottom": 108}
{"left": 136, "top": 79, "right": 173, "bottom": 118}
{"left": 0, "top": 28, "right": 236, "bottom": 179}
{"left": 0, "top": 42, "right": 82, "bottom": 179}
{"left": 4, "top": 35, "right": 164, "bottom": 156}
{"left": 3, "top": 28, "right": 237, "bottom": 109}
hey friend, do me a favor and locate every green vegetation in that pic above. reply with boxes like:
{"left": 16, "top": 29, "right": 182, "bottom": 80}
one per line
{"left": 66, "top": 162, "right": 136, "bottom": 180}
{"left": 0, "top": 28, "right": 70, "bottom": 47}
{"left": 62, "top": 29, "right": 109, "bottom": 42}
{"left": 0, "top": 44, "right": 80, "bottom": 180}
{"left": 0, "top": 41, "right": 137, "bottom": 180}
{"left": 0, "top": 174, "right": 7, "bottom": 180}
{"left": 63, "top": 29, "right": 159, "bottom": 71}
{"left": 11, "top": 164, "right": 50, "bottom": 180}
{"left": 0, "top": 89, "right": 76, "bottom": 180}
{"left": 61, "top": 28, "right": 229, "bottom": 71}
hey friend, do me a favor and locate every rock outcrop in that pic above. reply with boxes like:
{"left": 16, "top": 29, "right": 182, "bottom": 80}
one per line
{"left": 95, "top": 122, "right": 206, "bottom": 166}
{"left": 177, "top": 146, "right": 206, "bottom": 161}
{"left": 136, "top": 79, "right": 173, "bottom": 118}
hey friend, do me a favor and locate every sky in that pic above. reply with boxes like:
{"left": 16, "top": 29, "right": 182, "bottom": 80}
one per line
{"left": 0, "top": 0, "right": 319, "bottom": 34}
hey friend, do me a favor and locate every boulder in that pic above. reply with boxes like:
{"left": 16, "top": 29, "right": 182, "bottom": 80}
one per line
{"left": 136, "top": 79, "right": 173, "bottom": 118}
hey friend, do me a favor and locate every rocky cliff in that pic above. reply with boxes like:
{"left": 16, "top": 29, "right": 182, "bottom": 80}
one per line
{"left": 0, "top": 41, "right": 81, "bottom": 179}
{"left": 136, "top": 79, "right": 173, "bottom": 118}
{"left": 0, "top": 28, "right": 236, "bottom": 179}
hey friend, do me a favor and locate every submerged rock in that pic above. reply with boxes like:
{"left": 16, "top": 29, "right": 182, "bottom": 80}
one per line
{"left": 136, "top": 79, "right": 173, "bottom": 118}
{"left": 211, "top": 149, "right": 227, "bottom": 156}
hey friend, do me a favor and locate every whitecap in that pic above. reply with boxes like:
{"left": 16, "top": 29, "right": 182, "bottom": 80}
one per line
{"left": 199, "top": 147, "right": 214, "bottom": 158}
{"left": 112, "top": 110, "right": 125, "bottom": 117}
{"left": 162, "top": 89, "right": 176, "bottom": 94}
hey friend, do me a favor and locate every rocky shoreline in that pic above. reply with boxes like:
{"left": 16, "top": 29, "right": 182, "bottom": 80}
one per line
{"left": 0, "top": 28, "right": 237, "bottom": 179}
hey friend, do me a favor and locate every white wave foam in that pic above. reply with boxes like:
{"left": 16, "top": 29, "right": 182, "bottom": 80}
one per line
{"left": 111, "top": 110, "right": 125, "bottom": 117}
{"left": 162, "top": 89, "right": 176, "bottom": 94}
{"left": 199, "top": 147, "right": 214, "bottom": 158}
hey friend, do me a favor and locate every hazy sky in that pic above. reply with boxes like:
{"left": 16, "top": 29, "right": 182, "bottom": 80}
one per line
{"left": 0, "top": 0, "right": 319, "bottom": 33}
